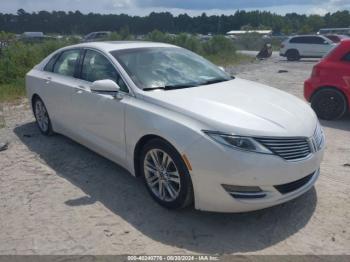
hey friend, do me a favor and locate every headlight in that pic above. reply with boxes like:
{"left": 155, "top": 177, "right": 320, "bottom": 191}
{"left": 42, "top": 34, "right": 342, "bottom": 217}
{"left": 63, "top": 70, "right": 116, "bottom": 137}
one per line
{"left": 203, "top": 131, "right": 272, "bottom": 154}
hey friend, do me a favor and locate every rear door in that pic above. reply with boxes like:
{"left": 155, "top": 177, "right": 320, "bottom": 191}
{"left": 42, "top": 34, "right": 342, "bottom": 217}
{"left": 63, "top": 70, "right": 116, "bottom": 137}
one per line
{"left": 41, "top": 49, "right": 83, "bottom": 131}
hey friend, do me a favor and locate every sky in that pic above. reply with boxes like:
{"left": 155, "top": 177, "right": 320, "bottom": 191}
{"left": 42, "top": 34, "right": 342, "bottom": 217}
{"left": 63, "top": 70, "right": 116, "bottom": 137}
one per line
{"left": 1, "top": 0, "right": 350, "bottom": 16}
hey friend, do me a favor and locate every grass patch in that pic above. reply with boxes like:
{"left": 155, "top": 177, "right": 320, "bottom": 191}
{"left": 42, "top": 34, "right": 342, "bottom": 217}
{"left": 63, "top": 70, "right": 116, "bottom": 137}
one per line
{"left": 0, "top": 79, "right": 26, "bottom": 103}
{"left": 0, "top": 114, "right": 5, "bottom": 128}
{"left": 0, "top": 116, "right": 4, "bottom": 128}
{"left": 206, "top": 53, "right": 252, "bottom": 67}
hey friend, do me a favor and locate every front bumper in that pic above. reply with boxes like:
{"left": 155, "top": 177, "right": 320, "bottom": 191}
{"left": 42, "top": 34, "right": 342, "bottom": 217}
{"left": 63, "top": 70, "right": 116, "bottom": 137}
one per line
{"left": 185, "top": 136, "right": 324, "bottom": 213}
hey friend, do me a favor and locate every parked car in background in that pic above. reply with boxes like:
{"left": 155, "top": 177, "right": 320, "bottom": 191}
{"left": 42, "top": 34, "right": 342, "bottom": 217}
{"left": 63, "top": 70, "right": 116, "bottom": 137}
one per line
{"left": 22, "top": 32, "right": 44, "bottom": 38}
{"left": 304, "top": 39, "right": 350, "bottom": 120}
{"left": 83, "top": 31, "right": 111, "bottom": 42}
{"left": 280, "top": 35, "right": 336, "bottom": 61}
{"left": 26, "top": 41, "right": 325, "bottom": 212}
{"left": 20, "top": 32, "right": 52, "bottom": 42}
{"left": 324, "top": 34, "right": 349, "bottom": 43}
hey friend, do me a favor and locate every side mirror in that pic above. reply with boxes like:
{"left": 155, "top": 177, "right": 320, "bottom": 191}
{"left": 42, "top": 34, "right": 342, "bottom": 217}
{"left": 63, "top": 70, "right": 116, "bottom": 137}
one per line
{"left": 91, "top": 79, "right": 120, "bottom": 93}
{"left": 218, "top": 66, "right": 225, "bottom": 72}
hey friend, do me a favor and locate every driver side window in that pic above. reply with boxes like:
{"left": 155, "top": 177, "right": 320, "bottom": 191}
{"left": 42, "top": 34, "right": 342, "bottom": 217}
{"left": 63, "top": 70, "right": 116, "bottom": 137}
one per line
{"left": 81, "top": 50, "right": 129, "bottom": 93}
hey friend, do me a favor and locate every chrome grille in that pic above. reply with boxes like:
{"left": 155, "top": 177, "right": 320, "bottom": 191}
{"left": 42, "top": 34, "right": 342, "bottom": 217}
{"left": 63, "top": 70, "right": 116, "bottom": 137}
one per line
{"left": 255, "top": 137, "right": 311, "bottom": 161}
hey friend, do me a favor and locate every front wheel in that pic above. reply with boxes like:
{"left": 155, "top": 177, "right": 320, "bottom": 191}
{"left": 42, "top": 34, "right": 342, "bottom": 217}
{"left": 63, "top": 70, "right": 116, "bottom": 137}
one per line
{"left": 33, "top": 97, "right": 53, "bottom": 135}
{"left": 311, "top": 88, "right": 347, "bottom": 120}
{"left": 140, "top": 139, "right": 193, "bottom": 209}
{"left": 286, "top": 49, "right": 300, "bottom": 61}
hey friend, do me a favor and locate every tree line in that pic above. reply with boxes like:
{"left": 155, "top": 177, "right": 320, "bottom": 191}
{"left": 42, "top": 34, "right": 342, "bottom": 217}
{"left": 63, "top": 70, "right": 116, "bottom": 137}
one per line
{"left": 0, "top": 9, "right": 349, "bottom": 35}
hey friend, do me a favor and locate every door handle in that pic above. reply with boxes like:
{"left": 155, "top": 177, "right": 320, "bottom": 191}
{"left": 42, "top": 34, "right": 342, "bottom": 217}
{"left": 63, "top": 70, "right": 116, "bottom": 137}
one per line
{"left": 74, "top": 85, "right": 86, "bottom": 94}
{"left": 45, "top": 77, "right": 52, "bottom": 84}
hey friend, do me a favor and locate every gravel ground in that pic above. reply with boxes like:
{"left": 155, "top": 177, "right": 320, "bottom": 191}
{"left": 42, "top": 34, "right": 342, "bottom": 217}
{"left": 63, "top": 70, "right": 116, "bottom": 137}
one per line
{"left": 0, "top": 54, "right": 349, "bottom": 255}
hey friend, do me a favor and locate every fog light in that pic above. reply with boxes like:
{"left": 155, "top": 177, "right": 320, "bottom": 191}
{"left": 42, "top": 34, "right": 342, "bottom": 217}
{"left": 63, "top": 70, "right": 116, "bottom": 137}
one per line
{"left": 222, "top": 184, "right": 266, "bottom": 199}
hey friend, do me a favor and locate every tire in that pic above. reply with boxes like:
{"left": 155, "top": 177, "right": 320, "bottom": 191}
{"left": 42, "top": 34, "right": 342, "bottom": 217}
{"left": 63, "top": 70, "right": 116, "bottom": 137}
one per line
{"left": 286, "top": 49, "right": 300, "bottom": 61}
{"left": 140, "top": 138, "right": 193, "bottom": 209}
{"left": 33, "top": 97, "right": 53, "bottom": 135}
{"left": 311, "top": 88, "right": 348, "bottom": 120}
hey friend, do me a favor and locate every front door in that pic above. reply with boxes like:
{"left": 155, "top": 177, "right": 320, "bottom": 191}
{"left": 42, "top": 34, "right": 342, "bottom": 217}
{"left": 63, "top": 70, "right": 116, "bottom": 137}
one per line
{"left": 70, "top": 49, "right": 130, "bottom": 164}
{"left": 309, "top": 36, "right": 333, "bottom": 57}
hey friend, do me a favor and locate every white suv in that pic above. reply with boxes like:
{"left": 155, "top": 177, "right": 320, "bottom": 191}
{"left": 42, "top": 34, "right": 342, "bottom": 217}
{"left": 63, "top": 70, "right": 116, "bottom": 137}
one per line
{"left": 280, "top": 35, "right": 336, "bottom": 61}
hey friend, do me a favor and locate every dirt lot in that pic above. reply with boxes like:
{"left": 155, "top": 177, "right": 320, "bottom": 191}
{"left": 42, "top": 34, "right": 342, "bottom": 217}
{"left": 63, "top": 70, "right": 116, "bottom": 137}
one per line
{"left": 0, "top": 54, "right": 349, "bottom": 255}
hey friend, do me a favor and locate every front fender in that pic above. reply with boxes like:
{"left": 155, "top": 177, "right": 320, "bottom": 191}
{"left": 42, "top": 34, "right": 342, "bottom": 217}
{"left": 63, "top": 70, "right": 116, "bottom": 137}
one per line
{"left": 124, "top": 97, "right": 204, "bottom": 176}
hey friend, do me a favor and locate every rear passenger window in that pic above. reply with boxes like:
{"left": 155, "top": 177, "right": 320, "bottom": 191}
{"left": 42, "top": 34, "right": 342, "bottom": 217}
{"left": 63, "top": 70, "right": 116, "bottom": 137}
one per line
{"left": 310, "top": 37, "right": 327, "bottom": 44}
{"left": 290, "top": 36, "right": 328, "bottom": 45}
{"left": 53, "top": 49, "right": 81, "bottom": 77}
{"left": 44, "top": 53, "right": 60, "bottom": 72}
{"left": 81, "top": 50, "right": 129, "bottom": 93}
{"left": 96, "top": 33, "right": 107, "bottom": 38}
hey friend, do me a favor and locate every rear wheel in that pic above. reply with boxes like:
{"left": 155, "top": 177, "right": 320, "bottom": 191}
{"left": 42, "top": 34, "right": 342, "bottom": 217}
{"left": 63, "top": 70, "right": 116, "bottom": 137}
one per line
{"left": 140, "top": 139, "right": 193, "bottom": 209}
{"left": 311, "top": 88, "right": 347, "bottom": 120}
{"left": 286, "top": 49, "right": 300, "bottom": 61}
{"left": 33, "top": 97, "right": 53, "bottom": 135}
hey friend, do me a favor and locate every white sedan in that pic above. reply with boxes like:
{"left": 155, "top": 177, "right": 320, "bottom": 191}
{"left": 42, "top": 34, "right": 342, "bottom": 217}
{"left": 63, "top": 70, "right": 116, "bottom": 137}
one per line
{"left": 26, "top": 41, "right": 325, "bottom": 212}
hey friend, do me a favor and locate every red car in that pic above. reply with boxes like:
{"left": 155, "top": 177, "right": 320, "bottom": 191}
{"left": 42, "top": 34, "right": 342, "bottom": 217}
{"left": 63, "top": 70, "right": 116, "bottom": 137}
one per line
{"left": 304, "top": 39, "right": 350, "bottom": 120}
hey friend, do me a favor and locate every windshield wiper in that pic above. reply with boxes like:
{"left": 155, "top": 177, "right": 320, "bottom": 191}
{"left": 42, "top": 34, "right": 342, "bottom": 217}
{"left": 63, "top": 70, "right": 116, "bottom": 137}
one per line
{"left": 143, "top": 84, "right": 196, "bottom": 91}
{"left": 142, "top": 78, "right": 233, "bottom": 91}
{"left": 199, "top": 78, "right": 230, "bottom": 86}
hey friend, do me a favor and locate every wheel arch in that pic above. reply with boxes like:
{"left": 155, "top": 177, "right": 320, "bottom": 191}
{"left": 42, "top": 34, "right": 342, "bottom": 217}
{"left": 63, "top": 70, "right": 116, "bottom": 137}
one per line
{"left": 133, "top": 134, "right": 178, "bottom": 177}
{"left": 30, "top": 93, "right": 54, "bottom": 135}
{"left": 31, "top": 93, "right": 42, "bottom": 112}
{"left": 286, "top": 48, "right": 299, "bottom": 55}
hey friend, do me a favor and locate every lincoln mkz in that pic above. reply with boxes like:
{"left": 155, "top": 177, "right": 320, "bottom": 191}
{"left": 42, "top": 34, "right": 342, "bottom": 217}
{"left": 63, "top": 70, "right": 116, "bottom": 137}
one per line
{"left": 26, "top": 42, "right": 325, "bottom": 212}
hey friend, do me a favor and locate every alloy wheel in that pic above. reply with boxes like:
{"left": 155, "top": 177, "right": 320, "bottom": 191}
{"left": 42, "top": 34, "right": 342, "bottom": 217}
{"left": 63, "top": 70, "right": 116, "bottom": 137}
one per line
{"left": 143, "top": 149, "right": 181, "bottom": 202}
{"left": 34, "top": 99, "right": 49, "bottom": 132}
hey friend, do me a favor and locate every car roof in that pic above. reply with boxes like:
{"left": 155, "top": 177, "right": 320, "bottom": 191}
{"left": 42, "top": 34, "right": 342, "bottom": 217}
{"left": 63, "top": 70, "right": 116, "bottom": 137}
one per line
{"left": 64, "top": 41, "right": 177, "bottom": 52}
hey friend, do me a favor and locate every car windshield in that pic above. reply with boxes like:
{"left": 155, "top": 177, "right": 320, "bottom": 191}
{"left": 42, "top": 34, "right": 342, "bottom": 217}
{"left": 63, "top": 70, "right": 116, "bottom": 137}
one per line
{"left": 111, "top": 47, "right": 231, "bottom": 90}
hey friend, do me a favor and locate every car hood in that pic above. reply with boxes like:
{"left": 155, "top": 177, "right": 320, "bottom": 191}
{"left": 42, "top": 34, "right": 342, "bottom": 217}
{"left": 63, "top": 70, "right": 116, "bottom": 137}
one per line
{"left": 140, "top": 78, "right": 317, "bottom": 137}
